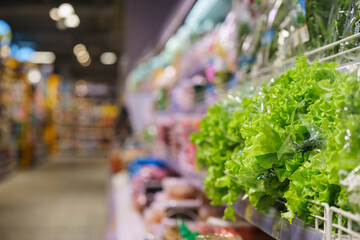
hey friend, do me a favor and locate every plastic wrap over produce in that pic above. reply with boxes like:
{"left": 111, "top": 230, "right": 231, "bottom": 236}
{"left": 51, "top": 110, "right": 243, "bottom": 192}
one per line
{"left": 336, "top": 77, "right": 360, "bottom": 213}
{"left": 236, "top": 0, "right": 360, "bottom": 82}
{"left": 192, "top": 56, "right": 360, "bottom": 223}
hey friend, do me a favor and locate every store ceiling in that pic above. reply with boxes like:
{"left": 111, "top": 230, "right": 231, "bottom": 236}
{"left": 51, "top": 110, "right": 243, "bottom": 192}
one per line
{"left": 0, "top": 0, "right": 184, "bottom": 87}
{"left": 0, "top": 0, "right": 123, "bottom": 83}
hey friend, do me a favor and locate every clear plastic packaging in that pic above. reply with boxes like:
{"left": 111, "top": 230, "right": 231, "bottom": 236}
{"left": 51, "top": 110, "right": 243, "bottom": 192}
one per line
{"left": 276, "top": 0, "right": 311, "bottom": 60}
{"left": 337, "top": 75, "right": 360, "bottom": 214}
{"left": 338, "top": 0, "right": 360, "bottom": 51}
{"left": 305, "top": 0, "right": 339, "bottom": 50}
{"left": 340, "top": 165, "right": 360, "bottom": 213}
{"left": 331, "top": 0, "right": 360, "bottom": 64}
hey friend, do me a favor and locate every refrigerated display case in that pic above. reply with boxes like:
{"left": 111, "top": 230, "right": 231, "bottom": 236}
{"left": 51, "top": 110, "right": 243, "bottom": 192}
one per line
{"left": 113, "top": 1, "right": 360, "bottom": 239}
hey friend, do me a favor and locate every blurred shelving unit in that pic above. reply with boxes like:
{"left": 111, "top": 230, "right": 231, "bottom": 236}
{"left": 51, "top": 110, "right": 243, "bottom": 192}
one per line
{"left": 54, "top": 94, "right": 118, "bottom": 155}
{"left": 233, "top": 198, "right": 324, "bottom": 240}
{"left": 118, "top": 0, "right": 360, "bottom": 239}
{"left": 0, "top": 57, "right": 58, "bottom": 170}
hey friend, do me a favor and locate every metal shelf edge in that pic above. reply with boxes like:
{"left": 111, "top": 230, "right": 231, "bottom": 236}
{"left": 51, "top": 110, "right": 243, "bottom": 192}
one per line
{"left": 233, "top": 197, "right": 325, "bottom": 240}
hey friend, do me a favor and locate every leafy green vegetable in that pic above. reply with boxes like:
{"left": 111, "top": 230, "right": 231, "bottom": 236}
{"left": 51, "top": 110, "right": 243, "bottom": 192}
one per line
{"left": 191, "top": 56, "right": 359, "bottom": 223}
{"left": 190, "top": 99, "right": 244, "bottom": 209}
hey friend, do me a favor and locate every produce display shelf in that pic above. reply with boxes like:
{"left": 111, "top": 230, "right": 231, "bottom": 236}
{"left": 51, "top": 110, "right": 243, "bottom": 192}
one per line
{"left": 166, "top": 159, "right": 360, "bottom": 240}
{"left": 247, "top": 34, "right": 360, "bottom": 84}
{"left": 233, "top": 197, "right": 324, "bottom": 240}
{"left": 164, "top": 159, "right": 328, "bottom": 240}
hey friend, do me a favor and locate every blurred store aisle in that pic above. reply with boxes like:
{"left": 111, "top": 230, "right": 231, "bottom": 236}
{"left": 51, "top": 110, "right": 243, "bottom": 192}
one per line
{"left": 0, "top": 155, "right": 108, "bottom": 240}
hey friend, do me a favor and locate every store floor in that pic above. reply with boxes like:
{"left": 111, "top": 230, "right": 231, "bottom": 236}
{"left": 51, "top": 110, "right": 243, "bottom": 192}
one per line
{"left": 0, "top": 154, "right": 108, "bottom": 240}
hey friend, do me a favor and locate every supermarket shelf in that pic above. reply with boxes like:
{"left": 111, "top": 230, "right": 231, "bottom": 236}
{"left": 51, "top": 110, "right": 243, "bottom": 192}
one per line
{"left": 164, "top": 158, "right": 326, "bottom": 240}
{"left": 163, "top": 159, "right": 205, "bottom": 191}
{"left": 249, "top": 34, "right": 360, "bottom": 83}
{"left": 234, "top": 197, "right": 324, "bottom": 240}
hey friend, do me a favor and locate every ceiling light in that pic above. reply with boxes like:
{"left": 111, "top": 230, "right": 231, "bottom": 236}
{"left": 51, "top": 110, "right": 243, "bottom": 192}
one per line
{"left": 30, "top": 51, "right": 56, "bottom": 64}
{"left": 49, "top": 8, "right": 60, "bottom": 21}
{"left": 73, "top": 44, "right": 86, "bottom": 55}
{"left": 74, "top": 43, "right": 91, "bottom": 66}
{"left": 57, "top": 3, "right": 74, "bottom": 18}
{"left": 80, "top": 58, "right": 91, "bottom": 67}
{"left": 64, "top": 14, "right": 80, "bottom": 28}
{"left": 77, "top": 53, "right": 90, "bottom": 63}
{"left": 27, "top": 68, "right": 42, "bottom": 84}
{"left": 76, "top": 49, "right": 87, "bottom": 57}
{"left": 0, "top": 20, "right": 12, "bottom": 46}
{"left": 100, "top": 52, "right": 117, "bottom": 65}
